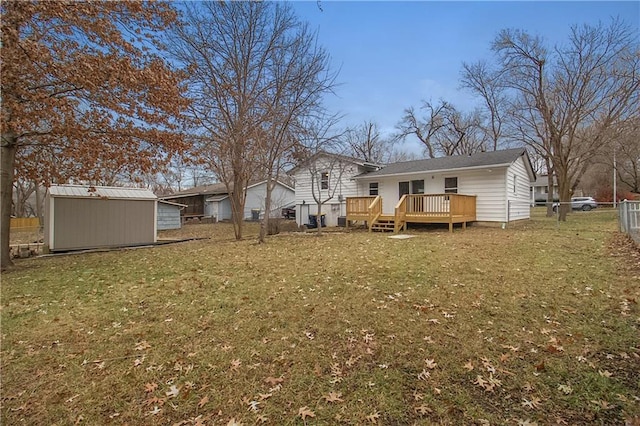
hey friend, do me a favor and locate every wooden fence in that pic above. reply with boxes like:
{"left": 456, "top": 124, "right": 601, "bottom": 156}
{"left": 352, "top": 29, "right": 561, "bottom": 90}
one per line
{"left": 10, "top": 217, "right": 41, "bottom": 231}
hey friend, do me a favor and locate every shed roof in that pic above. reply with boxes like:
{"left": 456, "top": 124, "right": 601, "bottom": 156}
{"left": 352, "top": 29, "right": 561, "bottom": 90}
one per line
{"left": 356, "top": 148, "right": 533, "bottom": 179}
{"left": 48, "top": 184, "right": 157, "bottom": 200}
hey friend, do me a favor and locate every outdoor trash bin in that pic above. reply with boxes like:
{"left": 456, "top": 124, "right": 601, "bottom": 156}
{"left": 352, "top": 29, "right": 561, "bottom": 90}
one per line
{"left": 308, "top": 213, "right": 326, "bottom": 228}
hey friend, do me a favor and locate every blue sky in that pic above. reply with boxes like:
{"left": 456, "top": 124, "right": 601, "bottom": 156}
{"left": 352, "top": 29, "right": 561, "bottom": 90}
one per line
{"left": 289, "top": 1, "right": 640, "bottom": 152}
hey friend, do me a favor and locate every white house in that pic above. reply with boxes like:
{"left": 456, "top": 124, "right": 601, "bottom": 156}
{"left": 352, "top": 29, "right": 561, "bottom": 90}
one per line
{"left": 205, "top": 180, "right": 295, "bottom": 221}
{"left": 291, "top": 148, "right": 536, "bottom": 229}
{"left": 159, "top": 180, "right": 295, "bottom": 222}
{"left": 354, "top": 148, "right": 536, "bottom": 224}
{"left": 288, "top": 152, "right": 383, "bottom": 227}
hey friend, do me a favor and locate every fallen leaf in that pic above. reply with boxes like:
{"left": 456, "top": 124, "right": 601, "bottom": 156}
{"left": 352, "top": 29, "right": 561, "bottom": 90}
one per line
{"left": 145, "top": 383, "right": 158, "bottom": 393}
{"left": 198, "top": 396, "right": 208, "bottom": 408}
{"left": 230, "top": 359, "right": 241, "bottom": 371}
{"left": 598, "top": 370, "right": 612, "bottom": 378}
{"left": 463, "top": 360, "right": 474, "bottom": 371}
{"left": 522, "top": 397, "right": 541, "bottom": 409}
{"left": 323, "top": 391, "right": 344, "bottom": 403}
{"left": 366, "top": 412, "right": 380, "bottom": 423}
{"left": 264, "top": 376, "right": 284, "bottom": 386}
{"left": 414, "top": 404, "right": 432, "bottom": 415}
{"left": 298, "top": 406, "right": 315, "bottom": 420}
{"left": 166, "top": 385, "right": 179, "bottom": 398}
{"left": 424, "top": 359, "right": 437, "bottom": 369}
{"left": 557, "top": 384, "right": 573, "bottom": 395}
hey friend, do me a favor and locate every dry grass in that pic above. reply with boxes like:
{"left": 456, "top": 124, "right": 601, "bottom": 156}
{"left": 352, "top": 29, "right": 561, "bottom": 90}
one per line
{"left": 2, "top": 211, "right": 639, "bottom": 425}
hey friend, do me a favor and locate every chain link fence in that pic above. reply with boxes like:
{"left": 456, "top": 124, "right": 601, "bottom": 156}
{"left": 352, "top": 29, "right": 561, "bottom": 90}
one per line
{"left": 619, "top": 200, "right": 640, "bottom": 244}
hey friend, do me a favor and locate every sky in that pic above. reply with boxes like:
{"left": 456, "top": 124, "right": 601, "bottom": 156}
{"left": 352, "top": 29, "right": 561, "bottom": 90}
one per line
{"left": 288, "top": 1, "right": 640, "bottom": 153}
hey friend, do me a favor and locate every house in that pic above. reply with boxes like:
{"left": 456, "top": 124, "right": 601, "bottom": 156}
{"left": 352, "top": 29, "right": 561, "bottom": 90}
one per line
{"left": 157, "top": 200, "right": 186, "bottom": 230}
{"left": 288, "top": 152, "right": 383, "bottom": 227}
{"left": 352, "top": 148, "right": 535, "bottom": 226}
{"left": 159, "top": 180, "right": 295, "bottom": 222}
{"left": 44, "top": 184, "right": 157, "bottom": 252}
{"left": 530, "top": 174, "right": 559, "bottom": 206}
{"left": 291, "top": 148, "right": 536, "bottom": 231}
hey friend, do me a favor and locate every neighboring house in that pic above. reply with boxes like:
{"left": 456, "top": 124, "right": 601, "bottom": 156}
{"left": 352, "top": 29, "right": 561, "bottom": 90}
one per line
{"left": 159, "top": 180, "right": 295, "bottom": 222}
{"left": 44, "top": 184, "right": 157, "bottom": 252}
{"left": 353, "top": 148, "right": 536, "bottom": 224}
{"left": 530, "top": 174, "right": 559, "bottom": 205}
{"left": 159, "top": 182, "right": 228, "bottom": 220}
{"left": 157, "top": 200, "right": 186, "bottom": 230}
{"left": 288, "top": 152, "right": 383, "bottom": 227}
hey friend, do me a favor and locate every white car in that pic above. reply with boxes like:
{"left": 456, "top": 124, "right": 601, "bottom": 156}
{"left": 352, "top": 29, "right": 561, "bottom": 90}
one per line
{"left": 552, "top": 197, "right": 598, "bottom": 212}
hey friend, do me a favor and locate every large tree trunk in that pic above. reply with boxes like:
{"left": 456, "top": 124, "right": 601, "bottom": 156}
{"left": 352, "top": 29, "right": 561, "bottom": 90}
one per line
{"left": 556, "top": 165, "right": 572, "bottom": 222}
{"left": 545, "top": 158, "right": 555, "bottom": 217}
{"left": 1, "top": 135, "right": 17, "bottom": 270}
{"left": 230, "top": 173, "right": 247, "bottom": 240}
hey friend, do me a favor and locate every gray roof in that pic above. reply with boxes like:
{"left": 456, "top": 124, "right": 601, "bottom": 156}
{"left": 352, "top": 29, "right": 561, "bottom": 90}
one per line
{"left": 356, "top": 148, "right": 530, "bottom": 179}
{"left": 48, "top": 184, "right": 156, "bottom": 200}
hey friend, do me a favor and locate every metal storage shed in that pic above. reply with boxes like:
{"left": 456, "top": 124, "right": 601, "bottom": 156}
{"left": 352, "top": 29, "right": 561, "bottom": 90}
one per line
{"left": 44, "top": 185, "right": 157, "bottom": 252}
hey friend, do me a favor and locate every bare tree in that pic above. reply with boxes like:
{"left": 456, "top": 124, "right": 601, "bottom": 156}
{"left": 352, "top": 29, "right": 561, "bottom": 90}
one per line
{"left": 435, "top": 107, "right": 488, "bottom": 156}
{"left": 460, "top": 60, "right": 507, "bottom": 151}
{"left": 345, "top": 120, "right": 393, "bottom": 164}
{"left": 295, "top": 114, "right": 347, "bottom": 235}
{"left": 491, "top": 20, "right": 639, "bottom": 220}
{"left": 396, "top": 100, "right": 450, "bottom": 158}
{"left": 172, "top": 2, "right": 335, "bottom": 241}
{"left": 397, "top": 100, "right": 489, "bottom": 157}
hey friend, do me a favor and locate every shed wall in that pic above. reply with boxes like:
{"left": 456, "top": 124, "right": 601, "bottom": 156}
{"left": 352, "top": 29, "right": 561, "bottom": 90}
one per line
{"left": 157, "top": 203, "right": 182, "bottom": 230}
{"left": 50, "top": 197, "right": 156, "bottom": 251}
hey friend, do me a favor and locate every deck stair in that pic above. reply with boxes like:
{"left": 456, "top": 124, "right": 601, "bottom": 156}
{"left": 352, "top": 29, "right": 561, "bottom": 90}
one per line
{"left": 370, "top": 215, "right": 395, "bottom": 232}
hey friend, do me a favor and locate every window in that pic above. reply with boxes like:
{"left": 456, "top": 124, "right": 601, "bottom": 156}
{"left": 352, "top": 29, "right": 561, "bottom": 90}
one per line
{"left": 320, "top": 172, "right": 329, "bottom": 190}
{"left": 369, "top": 182, "right": 379, "bottom": 196}
{"left": 411, "top": 179, "right": 424, "bottom": 194}
{"left": 444, "top": 177, "right": 458, "bottom": 194}
{"left": 513, "top": 175, "right": 517, "bottom": 193}
{"left": 399, "top": 181, "right": 410, "bottom": 197}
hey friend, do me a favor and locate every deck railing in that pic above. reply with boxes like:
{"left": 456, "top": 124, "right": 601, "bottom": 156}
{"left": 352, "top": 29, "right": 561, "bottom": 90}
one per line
{"left": 394, "top": 195, "right": 407, "bottom": 232}
{"left": 347, "top": 193, "right": 476, "bottom": 232}
{"left": 367, "top": 196, "right": 382, "bottom": 232}
{"left": 402, "top": 194, "right": 476, "bottom": 217}
{"left": 346, "top": 196, "right": 377, "bottom": 218}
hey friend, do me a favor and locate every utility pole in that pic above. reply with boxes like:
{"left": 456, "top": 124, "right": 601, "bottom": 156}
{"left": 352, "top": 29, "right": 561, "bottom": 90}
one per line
{"left": 613, "top": 148, "right": 617, "bottom": 209}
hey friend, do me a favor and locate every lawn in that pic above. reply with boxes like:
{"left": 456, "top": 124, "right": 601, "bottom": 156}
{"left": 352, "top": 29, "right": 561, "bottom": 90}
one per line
{"left": 2, "top": 211, "right": 639, "bottom": 425}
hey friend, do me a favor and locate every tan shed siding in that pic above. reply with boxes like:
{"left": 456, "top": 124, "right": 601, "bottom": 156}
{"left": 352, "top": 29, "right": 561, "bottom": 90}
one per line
{"left": 51, "top": 198, "right": 155, "bottom": 251}
{"left": 506, "top": 157, "right": 532, "bottom": 221}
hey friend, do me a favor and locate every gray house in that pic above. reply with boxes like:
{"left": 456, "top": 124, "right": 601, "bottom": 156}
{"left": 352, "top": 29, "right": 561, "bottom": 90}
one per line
{"left": 44, "top": 185, "right": 157, "bottom": 252}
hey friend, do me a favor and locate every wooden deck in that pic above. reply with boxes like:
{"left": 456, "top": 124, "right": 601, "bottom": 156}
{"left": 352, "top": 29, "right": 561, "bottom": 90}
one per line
{"left": 346, "top": 194, "right": 476, "bottom": 233}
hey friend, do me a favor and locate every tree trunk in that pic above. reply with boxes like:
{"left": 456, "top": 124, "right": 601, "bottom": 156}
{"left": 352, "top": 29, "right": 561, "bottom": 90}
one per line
{"left": 545, "top": 159, "right": 555, "bottom": 217}
{"left": 316, "top": 203, "right": 323, "bottom": 236}
{"left": 1, "top": 135, "right": 17, "bottom": 270}
{"left": 556, "top": 166, "right": 572, "bottom": 222}
{"left": 259, "top": 177, "right": 274, "bottom": 244}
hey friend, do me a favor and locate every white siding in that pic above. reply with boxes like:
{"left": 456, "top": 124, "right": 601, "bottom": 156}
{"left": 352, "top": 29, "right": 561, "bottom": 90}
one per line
{"left": 293, "top": 157, "right": 367, "bottom": 226}
{"left": 506, "top": 157, "right": 532, "bottom": 221}
{"left": 244, "top": 182, "right": 295, "bottom": 219}
{"left": 357, "top": 168, "right": 510, "bottom": 222}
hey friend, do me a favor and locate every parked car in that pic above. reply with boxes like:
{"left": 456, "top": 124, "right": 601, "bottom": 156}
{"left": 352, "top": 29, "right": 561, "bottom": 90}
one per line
{"left": 552, "top": 197, "right": 598, "bottom": 212}
{"left": 281, "top": 206, "right": 296, "bottom": 220}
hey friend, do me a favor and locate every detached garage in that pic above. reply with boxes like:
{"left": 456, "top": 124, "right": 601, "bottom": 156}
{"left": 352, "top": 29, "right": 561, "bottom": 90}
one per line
{"left": 44, "top": 184, "right": 157, "bottom": 252}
